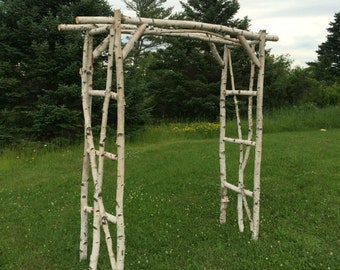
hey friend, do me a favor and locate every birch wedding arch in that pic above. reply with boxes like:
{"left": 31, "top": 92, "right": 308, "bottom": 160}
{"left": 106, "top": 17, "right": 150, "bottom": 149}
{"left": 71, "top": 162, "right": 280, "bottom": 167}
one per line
{"left": 58, "top": 10, "right": 278, "bottom": 270}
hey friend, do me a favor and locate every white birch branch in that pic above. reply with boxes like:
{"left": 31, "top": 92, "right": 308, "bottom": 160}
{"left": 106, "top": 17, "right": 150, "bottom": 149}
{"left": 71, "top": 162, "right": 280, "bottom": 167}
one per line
{"left": 142, "top": 30, "right": 238, "bottom": 45}
{"left": 141, "top": 28, "right": 241, "bottom": 43}
{"left": 223, "top": 137, "right": 256, "bottom": 146}
{"left": 89, "top": 90, "right": 117, "bottom": 100}
{"left": 102, "top": 220, "right": 117, "bottom": 269}
{"left": 122, "top": 24, "right": 147, "bottom": 60}
{"left": 114, "top": 10, "right": 126, "bottom": 270}
{"left": 209, "top": 42, "right": 224, "bottom": 67}
{"left": 225, "top": 90, "right": 257, "bottom": 96}
{"left": 58, "top": 24, "right": 95, "bottom": 31}
{"left": 85, "top": 207, "right": 117, "bottom": 224}
{"left": 241, "top": 48, "right": 256, "bottom": 173}
{"left": 238, "top": 35, "right": 261, "bottom": 68}
{"left": 219, "top": 45, "right": 228, "bottom": 224}
{"left": 89, "top": 25, "right": 111, "bottom": 36}
{"left": 222, "top": 181, "right": 253, "bottom": 197}
{"left": 75, "top": 16, "right": 279, "bottom": 41}
{"left": 93, "top": 36, "right": 110, "bottom": 60}
{"left": 96, "top": 26, "right": 117, "bottom": 270}
{"left": 78, "top": 43, "right": 101, "bottom": 270}
{"left": 227, "top": 49, "right": 246, "bottom": 232}
{"left": 79, "top": 31, "right": 93, "bottom": 262}
{"left": 80, "top": 145, "right": 90, "bottom": 261}
{"left": 236, "top": 46, "right": 257, "bottom": 233}
{"left": 241, "top": 191, "right": 253, "bottom": 231}
{"left": 93, "top": 150, "right": 118, "bottom": 161}
{"left": 252, "top": 31, "right": 266, "bottom": 240}
{"left": 58, "top": 24, "right": 109, "bottom": 32}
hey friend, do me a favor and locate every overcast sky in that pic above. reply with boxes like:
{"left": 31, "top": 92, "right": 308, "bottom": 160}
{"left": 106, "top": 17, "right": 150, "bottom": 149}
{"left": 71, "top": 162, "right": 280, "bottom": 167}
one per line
{"left": 108, "top": 0, "right": 338, "bottom": 67}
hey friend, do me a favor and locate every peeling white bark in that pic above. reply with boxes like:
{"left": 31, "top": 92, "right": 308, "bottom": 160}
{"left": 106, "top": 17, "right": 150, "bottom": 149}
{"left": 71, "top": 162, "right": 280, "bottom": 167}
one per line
{"left": 75, "top": 16, "right": 279, "bottom": 41}
{"left": 219, "top": 46, "right": 228, "bottom": 224}
{"left": 209, "top": 42, "right": 224, "bottom": 67}
{"left": 252, "top": 31, "right": 266, "bottom": 240}
{"left": 76, "top": 31, "right": 102, "bottom": 269}
{"left": 225, "top": 90, "right": 257, "bottom": 96}
{"left": 122, "top": 23, "right": 147, "bottom": 60}
{"left": 95, "top": 26, "right": 117, "bottom": 270}
{"left": 227, "top": 50, "right": 245, "bottom": 233}
{"left": 222, "top": 181, "right": 253, "bottom": 197}
{"left": 93, "top": 35, "right": 110, "bottom": 60}
{"left": 238, "top": 35, "right": 261, "bottom": 68}
{"left": 79, "top": 31, "right": 93, "bottom": 262}
{"left": 114, "top": 10, "right": 126, "bottom": 270}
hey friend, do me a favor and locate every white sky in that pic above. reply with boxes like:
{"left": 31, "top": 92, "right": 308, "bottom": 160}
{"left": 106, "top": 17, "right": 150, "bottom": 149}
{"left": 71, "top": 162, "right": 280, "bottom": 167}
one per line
{"left": 108, "top": 0, "right": 339, "bottom": 67}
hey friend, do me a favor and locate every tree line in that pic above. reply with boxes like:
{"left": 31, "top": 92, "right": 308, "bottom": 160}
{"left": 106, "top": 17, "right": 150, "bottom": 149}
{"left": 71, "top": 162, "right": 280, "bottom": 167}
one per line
{"left": 0, "top": 0, "right": 339, "bottom": 145}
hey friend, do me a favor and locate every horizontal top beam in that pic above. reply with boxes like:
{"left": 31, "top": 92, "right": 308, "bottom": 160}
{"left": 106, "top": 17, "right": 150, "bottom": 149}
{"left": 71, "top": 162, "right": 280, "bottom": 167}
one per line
{"left": 58, "top": 24, "right": 250, "bottom": 46}
{"left": 75, "top": 13, "right": 279, "bottom": 42}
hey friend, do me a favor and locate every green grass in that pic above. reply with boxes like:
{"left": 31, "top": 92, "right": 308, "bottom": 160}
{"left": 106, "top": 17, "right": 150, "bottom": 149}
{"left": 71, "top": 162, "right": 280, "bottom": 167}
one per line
{"left": 1, "top": 108, "right": 340, "bottom": 269}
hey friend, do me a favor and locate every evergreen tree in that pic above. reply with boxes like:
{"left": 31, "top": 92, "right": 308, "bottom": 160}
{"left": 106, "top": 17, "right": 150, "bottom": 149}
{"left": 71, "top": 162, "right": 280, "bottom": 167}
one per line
{"left": 308, "top": 12, "right": 340, "bottom": 83}
{"left": 181, "top": 0, "right": 248, "bottom": 27}
{"left": 123, "top": 0, "right": 172, "bottom": 18}
{"left": 307, "top": 12, "right": 340, "bottom": 106}
{"left": 122, "top": 0, "right": 173, "bottom": 65}
{"left": 144, "top": 0, "right": 250, "bottom": 120}
{"left": 0, "top": 0, "right": 112, "bottom": 144}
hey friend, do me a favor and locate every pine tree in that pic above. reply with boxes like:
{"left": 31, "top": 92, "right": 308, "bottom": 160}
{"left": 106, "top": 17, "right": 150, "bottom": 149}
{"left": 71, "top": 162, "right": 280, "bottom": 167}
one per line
{"left": 181, "top": 0, "right": 247, "bottom": 27}
{"left": 123, "top": 0, "right": 172, "bottom": 18}
{"left": 0, "top": 0, "right": 112, "bottom": 143}
{"left": 309, "top": 12, "right": 340, "bottom": 83}
{"left": 144, "top": 0, "right": 250, "bottom": 120}
{"left": 122, "top": 0, "right": 173, "bottom": 65}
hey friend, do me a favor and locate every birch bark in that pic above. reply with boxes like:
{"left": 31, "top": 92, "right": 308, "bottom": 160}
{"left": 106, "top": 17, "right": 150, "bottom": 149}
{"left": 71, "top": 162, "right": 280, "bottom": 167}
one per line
{"left": 75, "top": 16, "right": 279, "bottom": 41}
{"left": 79, "top": 31, "right": 93, "bottom": 262}
{"left": 209, "top": 42, "right": 224, "bottom": 67}
{"left": 93, "top": 35, "right": 110, "bottom": 60}
{"left": 76, "top": 32, "right": 102, "bottom": 270}
{"left": 96, "top": 26, "right": 116, "bottom": 269}
{"left": 122, "top": 23, "right": 147, "bottom": 60}
{"left": 227, "top": 50, "right": 245, "bottom": 233}
{"left": 114, "top": 10, "right": 126, "bottom": 270}
{"left": 241, "top": 48, "right": 256, "bottom": 231}
{"left": 238, "top": 35, "right": 261, "bottom": 68}
{"left": 252, "top": 31, "right": 266, "bottom": 240}
{"left": 219, "top": 45, "right": 228, "bottom": 224}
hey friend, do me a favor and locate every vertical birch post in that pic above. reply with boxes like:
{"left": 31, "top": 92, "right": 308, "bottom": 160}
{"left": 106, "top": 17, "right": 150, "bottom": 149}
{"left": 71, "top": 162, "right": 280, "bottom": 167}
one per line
{"left": 114, "top": 10, "right": 126, "bottom": 270}
{"left": 79, "top": 31, "right": 93, "bottom": 261}
{"left": 96, "top": 26, "right": 117, "bottom": 269}
{"left": 219, "top": 45, "right": 228, "bottom": 224}
{"left": 252, "top": 31, "right": 266, "bottom": 240}
{"left": 77, "top": 32, "right": 102, "bottom": 269}
{"left": 226, "top": 49, "right": 245, "bottom": 232}
{"left": 240, "top": 47, "right": 256, "bottom": 231}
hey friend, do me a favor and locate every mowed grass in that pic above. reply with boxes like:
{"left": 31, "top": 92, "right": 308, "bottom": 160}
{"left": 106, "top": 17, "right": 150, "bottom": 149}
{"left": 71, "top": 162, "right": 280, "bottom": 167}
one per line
{"left": 1, "top": 113, "right": 340, "bottom": 269}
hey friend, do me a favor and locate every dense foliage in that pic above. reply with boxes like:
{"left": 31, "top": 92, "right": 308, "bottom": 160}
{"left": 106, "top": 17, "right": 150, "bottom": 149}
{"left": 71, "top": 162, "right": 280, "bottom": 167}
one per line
{"left": 306, "top": 12, "right": 340, "bottom": 107}
{"left": 0, "top": 1, "right": 338, "bottom": 145}
{"left": 140, "top": 0, "right": 251, "bottom": 120}
{"left": 309, "top": 12, "right": 340, "bottom": 83}
{"left": 0, "top": 0, "right": 113, "bottom": 144}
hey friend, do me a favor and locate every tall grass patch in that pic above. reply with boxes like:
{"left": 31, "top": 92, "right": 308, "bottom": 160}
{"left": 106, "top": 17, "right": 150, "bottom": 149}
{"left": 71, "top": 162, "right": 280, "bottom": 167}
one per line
{"left": 264, "top": 105, "right": 340, "bottom": 133}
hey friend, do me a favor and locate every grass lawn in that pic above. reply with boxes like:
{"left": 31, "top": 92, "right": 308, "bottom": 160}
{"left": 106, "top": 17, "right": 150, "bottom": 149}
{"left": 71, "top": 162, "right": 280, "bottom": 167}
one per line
{"left": 0, "top": 126, "right": 339, "bottom": 269}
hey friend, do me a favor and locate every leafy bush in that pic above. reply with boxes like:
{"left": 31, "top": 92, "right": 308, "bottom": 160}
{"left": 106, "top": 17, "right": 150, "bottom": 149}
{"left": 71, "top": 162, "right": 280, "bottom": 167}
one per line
{"left": 311, "top": 82, "right": 340, "bottom": 107}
